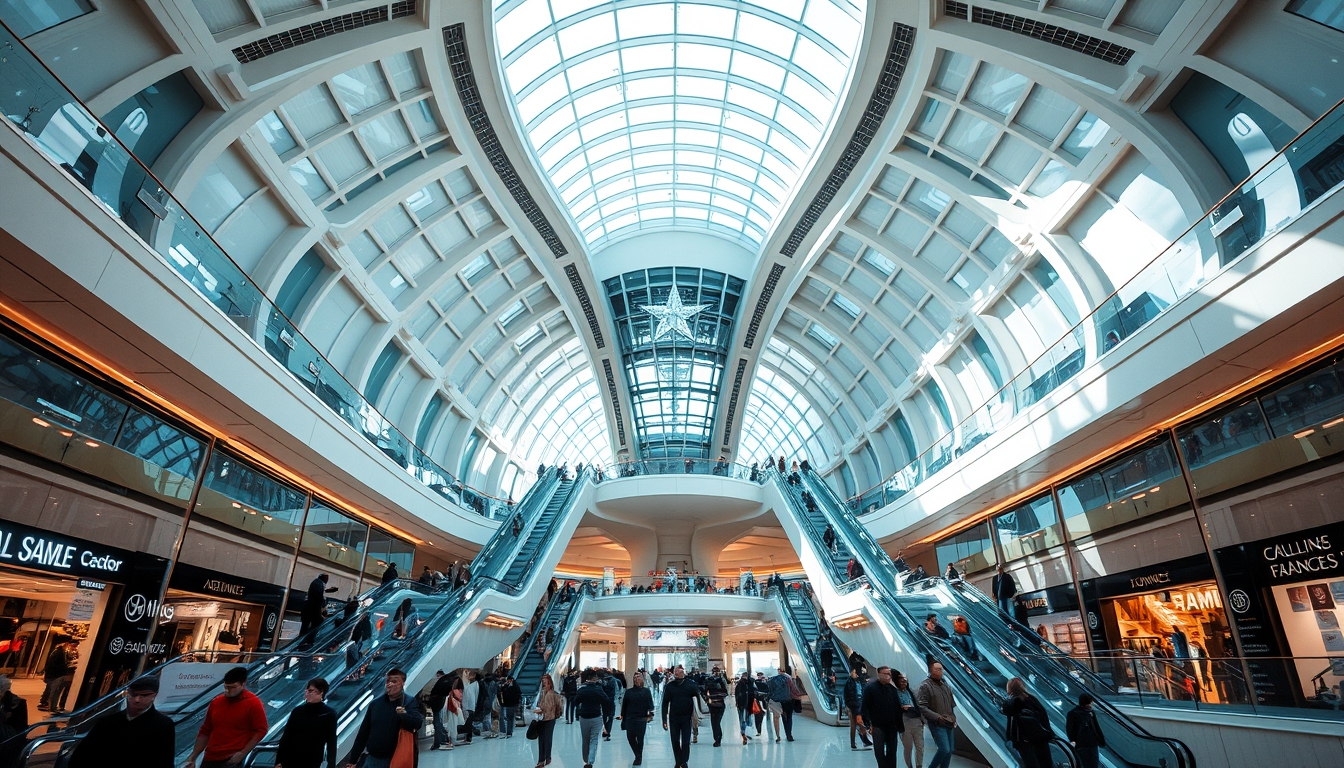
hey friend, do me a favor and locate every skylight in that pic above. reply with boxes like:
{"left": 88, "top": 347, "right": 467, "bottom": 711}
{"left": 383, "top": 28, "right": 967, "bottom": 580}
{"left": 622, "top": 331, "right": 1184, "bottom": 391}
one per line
{"left": 493, "top": 0, "right": 866, "bottom": 251}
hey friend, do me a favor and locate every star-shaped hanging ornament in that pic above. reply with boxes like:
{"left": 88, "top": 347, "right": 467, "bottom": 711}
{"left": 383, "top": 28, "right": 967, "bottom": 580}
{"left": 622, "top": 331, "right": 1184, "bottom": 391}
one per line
{"left": 640, "top": 288, "right": 709, "bottom": 343}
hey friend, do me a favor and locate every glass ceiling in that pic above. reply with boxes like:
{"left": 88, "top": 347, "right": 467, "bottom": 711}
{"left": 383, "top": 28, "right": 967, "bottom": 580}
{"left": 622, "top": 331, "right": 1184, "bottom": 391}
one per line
{"left": 493, "top": 0, "right": 866, "bottom": 250}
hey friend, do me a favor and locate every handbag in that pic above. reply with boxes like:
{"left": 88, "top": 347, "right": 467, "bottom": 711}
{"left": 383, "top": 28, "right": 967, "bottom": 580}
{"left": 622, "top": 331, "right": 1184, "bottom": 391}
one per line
{"left": 390, "top": 701, "right": 417, "bottom": 768}
{"left": 750, "top": 699, "right": 762, "bottom": 716}
{"left": 526, "top": 719, "right": 542, "bottom": 740}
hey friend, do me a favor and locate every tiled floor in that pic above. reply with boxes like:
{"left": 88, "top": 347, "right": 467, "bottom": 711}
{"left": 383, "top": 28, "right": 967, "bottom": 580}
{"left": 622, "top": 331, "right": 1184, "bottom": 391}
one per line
{"left": 419, "top": 707, "right": 987, "bottom": 768}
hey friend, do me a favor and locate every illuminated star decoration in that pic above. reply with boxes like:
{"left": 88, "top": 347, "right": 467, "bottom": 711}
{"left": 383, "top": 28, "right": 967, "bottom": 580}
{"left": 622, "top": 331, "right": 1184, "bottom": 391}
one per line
{"left": 640, "top": 288, "right": 709, "bottom": 343}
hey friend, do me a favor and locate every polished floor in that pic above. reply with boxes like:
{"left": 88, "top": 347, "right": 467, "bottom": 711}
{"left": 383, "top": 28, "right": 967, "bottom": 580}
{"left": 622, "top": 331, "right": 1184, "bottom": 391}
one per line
{"left": 419, "top": 709, "right": 987, "bottom": 768}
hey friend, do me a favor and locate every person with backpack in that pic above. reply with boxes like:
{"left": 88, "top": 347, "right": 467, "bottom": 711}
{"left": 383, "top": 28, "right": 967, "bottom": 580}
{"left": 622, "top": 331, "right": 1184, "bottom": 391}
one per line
{"left": 766, "top": 668, "right": 797, "bottom": 742}
{"left": 1066, "top": 693, "right": 1106, "bottom": 768}
{"left": 1001, "top": 677, "right": 1054, "bottom": 768}
{"left": 703, "top": 668, "right": 728, "bottom": 746}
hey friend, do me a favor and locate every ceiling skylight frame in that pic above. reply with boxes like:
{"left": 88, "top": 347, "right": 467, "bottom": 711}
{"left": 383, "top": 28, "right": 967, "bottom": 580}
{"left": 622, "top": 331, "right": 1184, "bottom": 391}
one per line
{"left": 492, "top": 0, "right": 867, "bottom": 251}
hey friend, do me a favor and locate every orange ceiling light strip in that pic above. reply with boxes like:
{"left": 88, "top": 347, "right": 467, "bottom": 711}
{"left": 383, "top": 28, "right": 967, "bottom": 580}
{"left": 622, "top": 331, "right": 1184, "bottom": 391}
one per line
{"left": 915, "top": 329, "right": 1344, "bottom": 547}
{"left": 0, "top": 300, "right": 425, "bottom": 544}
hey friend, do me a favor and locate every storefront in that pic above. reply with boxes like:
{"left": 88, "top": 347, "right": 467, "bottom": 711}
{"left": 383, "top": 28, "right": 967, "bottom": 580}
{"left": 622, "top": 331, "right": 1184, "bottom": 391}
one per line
{"left": 0, "top": 518, "right": 163, "bottom": 708}
{"left": 150, "top": 562, "right": 284, "bottom": 664}
{"left": 1080, "top": 554, "right": 1235, "bottom": 702}
{"left": 1214, "top": 519, "right": 1344, "bottom": 709}
{"left": 1013, "top": 585, "right": 1086, "bottom": 654}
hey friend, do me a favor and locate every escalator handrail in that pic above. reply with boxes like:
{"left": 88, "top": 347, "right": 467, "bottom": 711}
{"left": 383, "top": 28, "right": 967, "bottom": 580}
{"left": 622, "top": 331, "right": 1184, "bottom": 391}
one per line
{"left": 507, "top": 591, "right": 570, "bottom": 682}
{"left": 769, "top": 586, "right": 843, "bottom": 714}
{"left": 489, "top": 472, "right": 588, "bottom": 595}
{"left": 789, "top": 472, "right": 1194, "bottom": 768}
{"left": 536, "top": 590, "right": 590, "bottom": 691}
{"left": 935, "top": 580, "right": 1197, "bottom": 768}
{"left": 471, "top": 468, "right": 561, "bottom": 579}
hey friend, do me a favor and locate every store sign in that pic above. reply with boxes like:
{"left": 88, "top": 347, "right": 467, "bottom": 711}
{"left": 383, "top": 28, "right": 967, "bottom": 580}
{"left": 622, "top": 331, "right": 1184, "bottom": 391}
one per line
{"left": 67, "top": 590, "right": 98, "bottom": 622}
{"left": 1014, "top": 585, "right": 1080, "bottom": 617}
{"left": 77, "top": 578, "right": 107, "bottom": 591}
{"left": 157, "top": 664, "right": 235, "bottom": 712}
{"left": 0, "top": 520, "right": 132, "bottom": 579}
{"left": 1260, "top": 534, "right": 1338, "bottom": 580}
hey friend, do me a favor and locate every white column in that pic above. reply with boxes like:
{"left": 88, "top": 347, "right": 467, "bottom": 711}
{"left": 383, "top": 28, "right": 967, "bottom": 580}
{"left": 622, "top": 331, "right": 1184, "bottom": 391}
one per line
{"left": 625, "top": 624, "right": 640, "bottom": 672}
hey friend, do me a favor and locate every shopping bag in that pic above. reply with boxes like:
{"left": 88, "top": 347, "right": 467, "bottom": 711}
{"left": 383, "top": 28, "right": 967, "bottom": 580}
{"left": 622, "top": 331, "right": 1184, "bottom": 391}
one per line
{"left": 390, "top": 728, "right": 416, "bottom": 768}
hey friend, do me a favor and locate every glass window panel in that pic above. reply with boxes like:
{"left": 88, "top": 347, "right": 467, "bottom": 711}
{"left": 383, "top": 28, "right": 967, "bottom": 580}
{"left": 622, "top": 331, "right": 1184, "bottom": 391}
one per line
{"left": 933, "top": 51, "right": 974, "bottom": 95}
{"left": 1014, "top": 85, "right": 1077, "bottom": 142}
{"left": 942, "top": 110, "right": 997, "bottom": 160}
{"left": 986, "top": 134, "right": 1042, "bottom": 185}
{"left": 358, "top": 112, "right": 414, "bottom": 160}
{"left": 314, "top": 134, "right": 371, "bottom": 185}
{"left": 331, "top": 63, "right": 392, "bottom": 117}
{"left": 406, "top": 100, "right": 443, "bottom": 140}
{"left": 385, "top": 51, "right": 424, "bottom": 96}
{"left": 966, "top": 63, "right": 1030, "bottom": 116}
{"left": 288, "top": 158, "right": 329, "bottom": 200}
{"left": 1060, "top": 112, "right": 1110, "bottom": 160}
{"left": 256, "top": 112, "right": 297, "bottom": 155}
{"left": 283, "top": 85, "right": 344, "bottom": 140}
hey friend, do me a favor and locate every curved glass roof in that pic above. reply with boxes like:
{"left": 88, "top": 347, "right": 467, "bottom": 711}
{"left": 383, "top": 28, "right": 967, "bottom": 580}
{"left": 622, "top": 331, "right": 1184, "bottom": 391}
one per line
{"left": 493, "top": 0, "right": 866, "bottom": 250}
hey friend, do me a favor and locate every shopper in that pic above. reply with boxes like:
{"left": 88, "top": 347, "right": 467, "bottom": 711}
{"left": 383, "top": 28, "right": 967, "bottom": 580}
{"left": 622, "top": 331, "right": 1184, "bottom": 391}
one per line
{"left": 917, "top": 662, "right": 957, "bottom": 768}
{"left": 823, "top": 523, "right": 839, "bottom": 555}
{"left": 1002, "top": 677, "right": 1054, "bottom": 768}
{"left": 894, "top": 673, "right": 924, "bottom": 768}
{"left": 766, "top": 668, "right": 797, "bottom": 742}
{"left": 187, "top": 667, "right": 268, "bottom": 768}
{"left": 733, "top": 672, "right": 755, "bottom": 744}
{"left": 275, "top": 677, "right": 338, "bottom": 768}
{"left": 660, "top": 666, "right": 704, "bottom": 768}
{"left": 299, "top": 573, "right": 337, "bottom": 644}
{"left": 703, "top": 667, "right": 728, "bottom": 746}
{"left": 532, "top": 673, "right": 564, "bottom": 768}
{"left": 563, "top": 670, "right": 580, "bottom": 723}
{"left": 950, "top": 616, "right": 979, "bottom": 661}
{"left": 67, "top": 676, "right": 173, "bottom": 768}
{"left": 844, "top": 665, "right": 872, "bottom": 750}
{"left": 345, "top": 668, "right": 423, "bottom": 768}
{"left": 620, "top": 672, "right": 654, "bottom": 765}
{"left": 499, "top": 675, "right": 522, "bottom": 738}
{"left": 1066, "top": 693, "right": 1106, "bottom": 768}
{"left": 574, "top": 669, "right": 613, "bottom": 768}
{"left": 751, "top": 672, "right": 770, "bottom": 738}
{"left": 381, "top": 561, "right": 399, "bottom": 586}
{"left": 858, "top": 666, "right": 904, "bottom": 768}
{"left": 39, "top": 641, "right": 76, "bottom": 714}
{"left": 992, "top": 564, "right": 1018, "bottom": 618}
{"left": 427, "top": 670, "right": 454, "bottom": 750}
{"left": 924, "top": 613, "right": 951, "bottom": 640}
{"left": 0, "top": 674, "right": 27, "bottom": 734}
{"left": 459, "top": 669, "right": 479, "bottom": 744}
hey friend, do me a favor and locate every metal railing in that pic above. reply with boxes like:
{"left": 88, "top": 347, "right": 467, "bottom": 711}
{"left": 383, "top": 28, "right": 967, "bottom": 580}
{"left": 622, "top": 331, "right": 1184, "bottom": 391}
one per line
{"left": 596, "top": 457, "right": 767, "bottom": 482}
{"left": 0, "top": 20, "right": 517, "bottom": 520}
{"left": 848, "top": 96, "right": 1344, "bottom": 516}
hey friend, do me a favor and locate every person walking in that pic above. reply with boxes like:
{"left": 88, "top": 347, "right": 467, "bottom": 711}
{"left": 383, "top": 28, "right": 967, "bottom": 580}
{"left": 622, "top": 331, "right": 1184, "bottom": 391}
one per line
{"left": 459, "top": 669, "right": 479, "bottom": 744}
{"left": 620, "top": 672, "right": 654, "bottom": 765}
{"left": 345, "top": 668, "right": 423, "bottom": 768}
{"left": 660, "top": 666, "right": 704, "bottom": 768}
{"left": 917, "top": 662, "right": 957, "bottom": 768}
{"left": 844, "top": 665, "right": 872, "bottom": 750}
{"left": 39, "top": 641, "right": 75, "bottom": 714}
{"left": 600, "top": 670, "right": 619, "bottom": 740}
{"left": 275, "top": 677, "right": 338, "bottom": 768}
{"left": 765, "top": 668, "right": 796, "bottom": 742}
{"left": 479, "top": 673, "right": 500, "bottom": 739}
{"left": 992, "top": 565, "right": 1018, "bottom": 618}
{"left": 823, "top": 523, "right": 839, "bottom": 556}
{"left": 1066, "top": 693, "right": 1106, "bottom": 768}
{"left": 858, "top": 666, "right": 904, "bottom": 768}
{"left": 1002, "top": 677, "right": 1054, "bottom": 768}
{"left": 499, "top": 676, "right": 522, "bottom": 738}
{"left": 733, "top": 672, "right": 755, "bottom": 744}
{"left": 299, "top": 573, "right": 338, "bottom": 645}
{"left": 187, "top": 667, "right": 268, "bottom": 768}
{"left": 563, "top": 669, "right": 580, "bottom": 723}
{"left": 574, "top": 670, "right": 613, "bottom": 768}
{"left": 381, "top": 561, "right": 399, "bottom": 586}
{"left": 532, "top": 673, "right": 564, "bottom": 768}
{"left": 894, "top": 673, "right": 924, "bottom": 768}
{"left": 392, "top": 598, "right": 414, "bottom": 640}
{"left": 427, "top": 670, "right": 454, "bottom": 751}
{"left": 67, "top": 676, "right": 173, "bottom": 768}
{"left": 751, "top": 672, "right": 770, "bottom": 738}
{"left": 703, "top": 667, "right": 728, "bottom": 747}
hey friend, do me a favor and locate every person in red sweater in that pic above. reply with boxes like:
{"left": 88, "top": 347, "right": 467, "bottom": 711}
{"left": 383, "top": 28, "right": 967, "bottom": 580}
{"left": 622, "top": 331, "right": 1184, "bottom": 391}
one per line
{"left": 186, "top": 666, "right": 269, "bottom": 767}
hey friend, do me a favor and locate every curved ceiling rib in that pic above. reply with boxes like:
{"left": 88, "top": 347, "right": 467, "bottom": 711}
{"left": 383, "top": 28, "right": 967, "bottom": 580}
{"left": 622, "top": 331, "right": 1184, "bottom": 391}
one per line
{"left": 493, "top": 0, "right": 866, "bottom": 251}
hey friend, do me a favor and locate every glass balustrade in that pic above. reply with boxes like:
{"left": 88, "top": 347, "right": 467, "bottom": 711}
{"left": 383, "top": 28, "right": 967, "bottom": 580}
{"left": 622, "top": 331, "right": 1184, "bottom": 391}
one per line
{"left": 0, "top": 21, "right": 510, "bottom": 521}
{"left": 850, "top": 97, "right": 1344, "bottom": 516}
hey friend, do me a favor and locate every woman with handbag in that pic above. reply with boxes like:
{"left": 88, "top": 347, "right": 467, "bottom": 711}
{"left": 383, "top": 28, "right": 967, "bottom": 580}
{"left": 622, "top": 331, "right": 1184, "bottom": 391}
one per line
{"left": 734, "top": 672, "right": 755, "bottom": 744}
{"left": 441, "top": 676, "right": 463, "bottom": 750}
{"left": 531, "top": 673, "right": 564, "bottom": 768}
{"left": 619, "top": 672, "right": 654, "bottom": 765}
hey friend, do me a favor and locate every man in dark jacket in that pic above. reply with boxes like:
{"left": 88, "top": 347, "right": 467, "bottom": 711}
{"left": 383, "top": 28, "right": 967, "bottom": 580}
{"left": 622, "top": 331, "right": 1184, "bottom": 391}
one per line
{"left": 300, "top": 573, "right": 338, "bottom": 646}
{"left": 660, "top": 666, "right": 705, "bottom": 768}
{"left": 844, "top": 666, "right": 872, "bottom": 750}
{"left": 381, "top": 562, "right": 399, "bottom": 587}
{"left": 859, "top": 666, "right": 904, "bottom": 768}
{"left": 1066, "top": 693, "right": 1106, "bottom": 768}
{"left": 346, "top": 669, "right": 424, "bottom": 768}
{"left": 499, "top": 676, "right": 522, "bottom": 738}
{"left": 68, "top": 676, "right": 174, "bottom": 768}
{"left": 992, "top": 565, "right": 1018, "bottom": 617}
{"left": 574, "top": 670, "right": 613, "bottom": 768}
{"left": 600, "top": 671, "right": 619, "bottom": 739}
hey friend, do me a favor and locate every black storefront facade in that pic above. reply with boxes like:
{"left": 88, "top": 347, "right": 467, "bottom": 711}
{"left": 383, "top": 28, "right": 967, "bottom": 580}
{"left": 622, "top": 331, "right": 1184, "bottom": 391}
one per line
{"left": 1214, "top": 520, "right": 1344, "bottom": 709}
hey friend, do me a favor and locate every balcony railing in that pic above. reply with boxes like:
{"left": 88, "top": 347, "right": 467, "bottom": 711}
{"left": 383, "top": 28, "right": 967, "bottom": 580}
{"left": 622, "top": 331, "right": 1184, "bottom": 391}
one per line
{"left": 597, "top": 457, "right": 767, "bottom": 482}
{"left": 849, "top": 96, "right": 1344, "bottom": 516}
{"left": 0, "top": 21, "right": 513, "bottom": 520}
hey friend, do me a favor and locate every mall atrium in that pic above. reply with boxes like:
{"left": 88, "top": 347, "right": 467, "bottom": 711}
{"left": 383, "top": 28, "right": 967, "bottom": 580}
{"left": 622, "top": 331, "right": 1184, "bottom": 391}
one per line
{"left": 0, "top": 1, "right": 1342, "bottom": 766}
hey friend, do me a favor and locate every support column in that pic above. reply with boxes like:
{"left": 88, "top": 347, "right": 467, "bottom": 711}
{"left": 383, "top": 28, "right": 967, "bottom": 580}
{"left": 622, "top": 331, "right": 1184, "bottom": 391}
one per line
{"left": 778, "top": 633, "right": 789, "bottom": 674}
{"left": 708, "top": 625, "right": 724, "bottom": 672}
{"left": 625, "top": 624, "right": 640, "bottom": 673}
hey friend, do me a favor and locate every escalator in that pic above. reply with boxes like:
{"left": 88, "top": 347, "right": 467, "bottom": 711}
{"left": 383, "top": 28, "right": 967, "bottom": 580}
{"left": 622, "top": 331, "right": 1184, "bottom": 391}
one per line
{"left": 771, "top": 583, "right": 845, "bottom": 724}
{"left": 770, "top": 469, "right": 1194, "bottom": 768}
{"left": 18, "top": 468, "right": 585, "bottom": 768}
{"left": 509, "top": 589, "right": 586, "bottom": 700}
